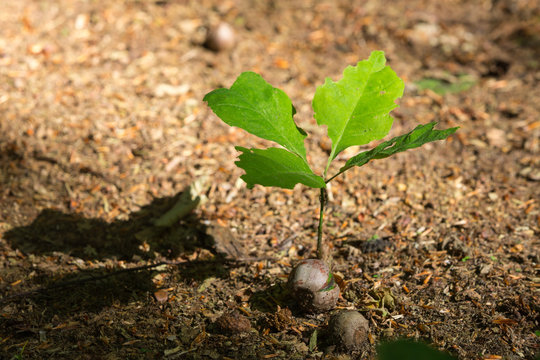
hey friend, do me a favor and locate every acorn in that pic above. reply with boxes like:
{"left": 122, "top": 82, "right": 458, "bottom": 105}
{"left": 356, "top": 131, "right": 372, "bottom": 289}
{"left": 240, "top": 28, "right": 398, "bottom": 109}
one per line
{"left": 287, "top": 259, "right": 340, "bottom": 313}
{"left": 215, "top": 310, "right": 251, "bottom": 334}
{"left": 328, "top": 310, "right": 369, "bottom": 351}
{"left": 205, "top": 22, "right": 236, "bottom": 52}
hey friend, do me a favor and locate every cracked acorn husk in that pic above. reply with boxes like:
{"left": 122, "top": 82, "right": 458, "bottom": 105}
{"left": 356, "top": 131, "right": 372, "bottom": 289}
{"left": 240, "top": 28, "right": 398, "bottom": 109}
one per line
{"left": 287, "top": 259, "right": 340, "bottom": 313}
{"left": 328, "top": 310, "right": 369, "bottom": 351}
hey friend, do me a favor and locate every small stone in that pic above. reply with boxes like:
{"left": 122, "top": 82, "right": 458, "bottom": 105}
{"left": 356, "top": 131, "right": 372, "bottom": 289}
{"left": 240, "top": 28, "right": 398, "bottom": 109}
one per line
{"left": 215, "top": 311, "right": 251, "bottom": 334}
{"left": 205, "top": 23, "right": 236, "bottom": 52}
{"left": 328, "top": 310, "right": 369, "bottom": 351}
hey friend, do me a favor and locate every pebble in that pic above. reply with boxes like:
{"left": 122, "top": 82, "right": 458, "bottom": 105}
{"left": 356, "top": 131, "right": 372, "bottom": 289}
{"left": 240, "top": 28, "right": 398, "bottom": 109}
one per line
{"left": 205, "top": 23, "right": 236, "bottom": 52}
{"left": 215, "top": 310, "right": 251, "bottom": 334}
{"left": 328, "top": 310, "right": 369, "bottom": 351}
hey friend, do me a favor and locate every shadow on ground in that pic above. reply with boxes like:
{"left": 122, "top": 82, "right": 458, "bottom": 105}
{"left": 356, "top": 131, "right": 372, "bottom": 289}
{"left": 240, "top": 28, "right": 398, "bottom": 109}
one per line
{"left": 1, "top": 191, "right": 233, "bottom": 318}
{"left": 4, "top": 191, "right": 211, "bottom": 260}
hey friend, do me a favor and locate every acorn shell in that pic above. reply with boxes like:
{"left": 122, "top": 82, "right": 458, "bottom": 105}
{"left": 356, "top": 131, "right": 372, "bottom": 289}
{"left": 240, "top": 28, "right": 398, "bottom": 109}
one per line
{"left": 328, "top": 310, "right": 369, "bottom": 351}
{"left": 287, "top": 259, "right": 340, "bottom": 313}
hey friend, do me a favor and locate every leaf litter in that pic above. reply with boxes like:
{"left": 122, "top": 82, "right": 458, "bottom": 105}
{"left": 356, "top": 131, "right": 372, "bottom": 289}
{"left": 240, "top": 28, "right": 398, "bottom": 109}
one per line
{"left": 0, "top": 0, "right": 539, "bottom": 359}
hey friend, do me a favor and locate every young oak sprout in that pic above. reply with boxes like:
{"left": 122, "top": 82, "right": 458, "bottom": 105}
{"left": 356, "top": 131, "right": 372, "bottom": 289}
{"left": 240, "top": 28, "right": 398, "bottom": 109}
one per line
{"left": 204, "top": 51, "right": 458, "bottom": 313}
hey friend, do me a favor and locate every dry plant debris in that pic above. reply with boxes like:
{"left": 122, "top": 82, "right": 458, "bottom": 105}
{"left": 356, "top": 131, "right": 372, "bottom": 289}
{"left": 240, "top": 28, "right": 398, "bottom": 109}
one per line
{"left": 0, "top": 0, "right": 539, "bottom": 359}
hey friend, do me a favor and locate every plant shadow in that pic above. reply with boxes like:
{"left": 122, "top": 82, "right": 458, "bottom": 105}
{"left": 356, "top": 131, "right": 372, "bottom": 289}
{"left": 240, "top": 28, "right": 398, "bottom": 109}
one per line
{"left": 4, "top": 191, "right": 211, "bottom": 261}
{"left": 249, "top": 281, "right": 291, "bottom": 314}
{"left": 1, "top": 190, "right": 233, "bottom": 319}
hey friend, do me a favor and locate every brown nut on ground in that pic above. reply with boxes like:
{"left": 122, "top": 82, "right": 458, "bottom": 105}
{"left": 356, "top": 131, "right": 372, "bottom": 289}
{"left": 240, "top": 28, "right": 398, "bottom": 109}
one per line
{"left": 215, "top": 310, "right": 251, "bottom": 334}
{"left": 205, "top": 23, "right": 235, "bottom": 52}
{"left": 328, "top": 310, "right": 369, "bottom": 351}
{"left": 287, "top": 259, "right": 340, "bottom": 313}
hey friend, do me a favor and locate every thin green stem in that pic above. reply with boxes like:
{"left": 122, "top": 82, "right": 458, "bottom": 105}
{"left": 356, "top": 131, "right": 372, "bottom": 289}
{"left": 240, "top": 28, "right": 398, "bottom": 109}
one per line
{"left": 316, "top": 187, "right": 327, "bottom": 260}
{"left": 323, "top": 151, "right": 335, "bottom": 178}
{"left": 325, "top": 169, "right": 343, "bottom": 184}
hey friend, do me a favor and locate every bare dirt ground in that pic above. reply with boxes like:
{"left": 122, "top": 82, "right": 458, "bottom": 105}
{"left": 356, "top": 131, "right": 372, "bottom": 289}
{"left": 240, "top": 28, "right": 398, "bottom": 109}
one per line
{"left": 0, "top": 0, "right": 539, "bottom": 359}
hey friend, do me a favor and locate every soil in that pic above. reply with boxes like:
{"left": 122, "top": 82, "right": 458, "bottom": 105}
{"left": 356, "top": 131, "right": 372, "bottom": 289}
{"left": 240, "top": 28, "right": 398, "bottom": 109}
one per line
{"left": 1, "top": 0, "right": 539, "bottom": 359}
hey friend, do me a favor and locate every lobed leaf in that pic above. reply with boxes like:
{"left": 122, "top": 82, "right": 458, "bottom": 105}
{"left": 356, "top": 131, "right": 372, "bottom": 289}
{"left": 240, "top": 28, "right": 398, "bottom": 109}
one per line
{"left": 338, "top": 122, "right": 458, "bottom": 174}
{"left": 204, "top": 72, "right": 308, "bottom": 159}
{"left": 313, "top": 51, "right": 405, "bottom": 164}
{"left": 235, "top": 147, "right": 325, "bottom": 189}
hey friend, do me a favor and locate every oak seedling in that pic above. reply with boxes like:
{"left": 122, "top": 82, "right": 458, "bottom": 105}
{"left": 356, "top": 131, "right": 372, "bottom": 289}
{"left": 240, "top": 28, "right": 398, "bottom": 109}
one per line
{"left": 204, "top": 51, "right": 458, "bottom": 312}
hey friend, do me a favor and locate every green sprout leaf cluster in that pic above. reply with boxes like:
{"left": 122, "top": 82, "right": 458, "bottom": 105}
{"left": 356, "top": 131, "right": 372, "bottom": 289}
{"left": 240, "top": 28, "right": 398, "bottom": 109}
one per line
{"left": 313, "top": 50, "right": 404, "bottom": 175}
{"left": 204, "top": 51, "right": 457, "bottom": 189}
{"left": 203, "top": 70, "right": 320, "bottom": 189}
{"left": 204, "top": 50, "right": 458, "bottom": 258}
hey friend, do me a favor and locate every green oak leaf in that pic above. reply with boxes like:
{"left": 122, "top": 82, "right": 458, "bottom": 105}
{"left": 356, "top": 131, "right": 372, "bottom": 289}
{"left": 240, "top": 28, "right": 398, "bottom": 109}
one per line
{"left": 204, "top": 72, "right": 308, "bottom": 159}
{"left": 378, "top": 340, "right": 456, "bottom": 360}
{"left": 313, "top": 51, "right": 405, "bottom": 166}
{"left": 338, "top": 122, "right": 458, "bottom": 174}
{"left": 235, "top": 147, "right": 325, "bottom": 189}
